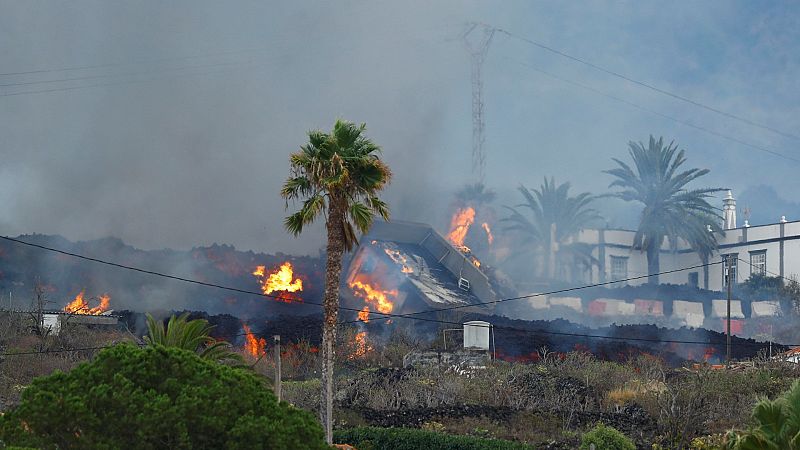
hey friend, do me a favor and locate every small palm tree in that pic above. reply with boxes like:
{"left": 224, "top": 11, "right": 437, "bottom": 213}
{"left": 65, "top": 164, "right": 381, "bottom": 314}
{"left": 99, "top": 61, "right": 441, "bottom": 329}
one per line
{"left": 726, "top": 379, "right": 800, "bottom": 449}
{"left": 502, "top": 177, "right": 600, "bottom": 280}
{"left": 144, "top": 313, "right": 242, "bottom": 363}
{"left": 605, "top": 136, "right": 724, "bottom": 284}
{"left": 282, "top": 119, "right": 391, "bottom": 443}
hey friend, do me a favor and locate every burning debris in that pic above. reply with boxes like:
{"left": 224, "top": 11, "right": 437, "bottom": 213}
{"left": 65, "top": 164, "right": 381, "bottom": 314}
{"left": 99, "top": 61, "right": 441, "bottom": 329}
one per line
{"left": 242, "top": 323, "right": 266, "bottom": 357}
{"left": 349, "top": 331, "right": 373, "bottom": 359}
{"left": 349, "top": 277, "right": 397, "bottom": 317}
{"left": 253, "top": 262, "right": 303, "bottom": 302}
{"left": 63, "top": 291, "right": 111, "bottom": 315}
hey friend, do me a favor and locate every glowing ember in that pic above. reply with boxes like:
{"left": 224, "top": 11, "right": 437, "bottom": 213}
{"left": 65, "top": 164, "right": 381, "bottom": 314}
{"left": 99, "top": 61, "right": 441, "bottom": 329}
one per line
{"left": 349, "top": 278, "right": 396, "bottom": 315}
{"left": 358, "top": 306, "right": 370, "bottom": 323}
{"left": 253, "top": 262, "right": 303, "bottom": 302}
{"left": 242, "top": 324, "right": 266, "bottom": 357}
{"left": 63, "top": 291, "right": 111, "bottom": 315}
{"left": 481, "top": 222, "right": 494, "bottom": 245}
{"left": 350, "top": 331, "right": 373, "bottom": 359}
{"left": 383, "top": 248, "right": 413, "bottom": 273}
{"left": 447, "top": 207, "right": 475, "bottom": 251}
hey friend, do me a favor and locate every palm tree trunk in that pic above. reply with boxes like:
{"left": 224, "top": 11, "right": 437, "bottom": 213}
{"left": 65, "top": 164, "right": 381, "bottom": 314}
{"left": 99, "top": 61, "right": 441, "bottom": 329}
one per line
{"left": 647, "top": 241, "right": 660, "bottom": 284}
{"left": 320, "top": 199, "right": 346, "bottom": 444}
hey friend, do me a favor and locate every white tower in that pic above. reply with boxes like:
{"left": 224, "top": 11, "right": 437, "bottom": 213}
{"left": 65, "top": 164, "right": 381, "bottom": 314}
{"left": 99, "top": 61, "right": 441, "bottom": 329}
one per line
{"left": 723, "top": 190, "right": 737, "bottom": 230}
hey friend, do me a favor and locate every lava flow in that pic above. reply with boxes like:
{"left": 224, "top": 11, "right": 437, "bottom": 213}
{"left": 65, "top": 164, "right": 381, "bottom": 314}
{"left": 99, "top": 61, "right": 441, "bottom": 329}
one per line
{"left": 253, "top": 262, "right": 303, "bottom": 302}
{"left": 447, "top": 207, "right": 475, "bottom": 251}
{"left": 242, "top": 324, "right": 266, "bottom": 357}
{"left": 63, "top": 291, "right": 111, "bottom": 315}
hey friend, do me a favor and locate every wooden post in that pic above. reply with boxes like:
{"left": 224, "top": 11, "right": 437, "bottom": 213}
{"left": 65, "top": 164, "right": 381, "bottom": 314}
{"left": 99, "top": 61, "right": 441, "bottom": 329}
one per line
{"left": 274, "top": 335, "right": 281, "bottom": 402}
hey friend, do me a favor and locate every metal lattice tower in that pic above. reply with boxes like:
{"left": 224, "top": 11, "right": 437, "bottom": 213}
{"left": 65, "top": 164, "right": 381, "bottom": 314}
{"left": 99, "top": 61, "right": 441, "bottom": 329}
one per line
{"left": 463, "top": 23, "right": 495, "bottom": 183}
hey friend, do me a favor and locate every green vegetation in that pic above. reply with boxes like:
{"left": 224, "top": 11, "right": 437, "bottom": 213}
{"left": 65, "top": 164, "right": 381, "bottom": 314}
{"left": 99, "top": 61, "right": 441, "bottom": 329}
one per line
{"left": 334, "top": 426, "right": 534, "bottom": 450}
{"left": 144, "top": 312, "right": 242, "bottom": 363}
{"left": 282, "top": 118, "right": 392, "bottom": 442}
{"left": 0, "top": 344, "right": 327, "bottom": 450}
{"left": 605, "top": 135, "right": 723, "bottom": 284}
{"left": 726, "top": 379, "right": 800, "bottom": 449}
{"left": 580, "top": 423, "right": 635, "bottom": 450}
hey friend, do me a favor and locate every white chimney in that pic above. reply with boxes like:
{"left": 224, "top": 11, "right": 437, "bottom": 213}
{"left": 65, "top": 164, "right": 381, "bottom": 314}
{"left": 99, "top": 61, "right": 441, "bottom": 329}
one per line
{"left": 723, "top": 190, "right": 737, "bottom": 230}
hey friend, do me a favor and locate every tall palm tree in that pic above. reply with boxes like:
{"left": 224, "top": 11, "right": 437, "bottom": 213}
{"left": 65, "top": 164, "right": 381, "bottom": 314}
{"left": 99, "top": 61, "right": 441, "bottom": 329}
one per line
{"left": 605, "top": 136, "right": 723, "bottom": 284}
{"left": 144, "top": 313, "right": 242, "bottom": 363}
{"left": 281, "top": 119, "right": 391, "bottom": 443}
{"left": 502, "top": 177, "right": 601, "bottom": 280}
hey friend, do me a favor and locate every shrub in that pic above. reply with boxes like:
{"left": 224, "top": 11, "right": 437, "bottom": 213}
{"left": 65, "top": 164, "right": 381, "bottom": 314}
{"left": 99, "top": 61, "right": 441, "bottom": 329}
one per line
{"left": 580, "top": 423, "right": 635, "bottom": 450}
{"left": 0, "top": 344, "right": 327, "bottom": 450}
{"left": 334, "top": 426, "right": 534, "bottom": 450}
{"left": 726, "top": 379, "right": 800, "bottom": 449}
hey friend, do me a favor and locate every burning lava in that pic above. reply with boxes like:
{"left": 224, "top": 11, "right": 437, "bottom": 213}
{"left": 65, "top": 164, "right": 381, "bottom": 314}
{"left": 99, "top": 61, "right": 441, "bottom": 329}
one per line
{"left": 63, "top": 291, "right": 111, "bottom": 315}
{"left": 253, "top": 262, "right": 303, "bottom": 302}
{"left": 242, "top": 323, "right": 266, "bottom": 357}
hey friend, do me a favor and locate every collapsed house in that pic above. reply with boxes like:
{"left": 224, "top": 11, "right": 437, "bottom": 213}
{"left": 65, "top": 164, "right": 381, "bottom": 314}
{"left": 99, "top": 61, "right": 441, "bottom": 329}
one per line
{"left": 343, "top": 220, "right": 497, "bottom": 318}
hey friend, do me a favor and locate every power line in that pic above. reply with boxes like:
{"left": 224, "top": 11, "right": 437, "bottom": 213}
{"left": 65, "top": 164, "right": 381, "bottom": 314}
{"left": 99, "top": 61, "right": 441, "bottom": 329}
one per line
{"left": 507, "top": 57, "right": 800, "bottom": 164}
{"left": 0, "top": 235, "right": 780, "bottom": 354}
{"left": 497, "top": 27, "right": 800, "bottom": 142}
{"left": 0, "top": 235, "right": 717, "bottom": 323}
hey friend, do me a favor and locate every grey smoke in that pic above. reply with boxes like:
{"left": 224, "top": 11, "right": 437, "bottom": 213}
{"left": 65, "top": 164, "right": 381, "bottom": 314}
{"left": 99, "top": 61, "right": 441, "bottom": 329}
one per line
{"left": 1, "top": 1, "right": 798, "bottom": 257}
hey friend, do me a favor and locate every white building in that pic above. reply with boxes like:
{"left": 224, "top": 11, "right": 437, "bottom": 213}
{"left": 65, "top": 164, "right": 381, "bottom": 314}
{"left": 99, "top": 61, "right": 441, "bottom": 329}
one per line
{"left": 565, "top": 191, "right": 799, "bottom": 291}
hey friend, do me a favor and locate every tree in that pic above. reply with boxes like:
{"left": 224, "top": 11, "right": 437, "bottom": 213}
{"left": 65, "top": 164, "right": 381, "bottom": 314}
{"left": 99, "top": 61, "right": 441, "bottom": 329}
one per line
{"left": 725, "top": 379, "right": 800, "bottom": 449}
{"left": 281, "top": 119, "right": 391, "bottom": 443}
{"left": 0, "top": 344, "right": 328, "bottom": 450}
{"left": 144, "top": 312, "right": 242, "bottom": 364}
{"left": 605, "top": 136, "right": 723, "bottom": 284}
{"left": 502, "top": 178, "right": 601, "bottom": 280}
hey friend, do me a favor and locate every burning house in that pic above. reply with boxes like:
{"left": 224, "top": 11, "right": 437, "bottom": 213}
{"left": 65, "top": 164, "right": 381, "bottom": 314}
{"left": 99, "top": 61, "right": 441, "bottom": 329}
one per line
{"left": 343, "top": 220, "right": 497, "bottom": 321}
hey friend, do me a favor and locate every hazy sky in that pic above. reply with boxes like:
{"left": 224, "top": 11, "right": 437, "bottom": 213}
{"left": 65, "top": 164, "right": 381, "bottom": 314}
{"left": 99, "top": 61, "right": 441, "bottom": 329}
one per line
{"left": 1, "top": 1, "right": 798, "bottom": 255}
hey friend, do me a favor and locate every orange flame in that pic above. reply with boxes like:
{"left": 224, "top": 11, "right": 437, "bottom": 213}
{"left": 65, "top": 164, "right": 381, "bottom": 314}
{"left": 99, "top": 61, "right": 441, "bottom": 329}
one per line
{"left": 447, "top": 207, "right": 475, "bottom": 251}
{"left": 350, "top": 331, "right": 372, "bottom": 359}
{"left": 242, "top": 324, "right": 266, "bottom": 357}
{"left": 253, "top": 262, "right": 303, "bottom": 302}
{"left": 349, "top": 278, "right": 396, "bottom": 315}
{"left": 358, "top": 306, "right": 370, "bottom": 323}
{"left": 64, "top": 291, "right": 111, "bottom": 315}
{"left": 383, "top": 248, "right": 413, "bottom": 273}
{"left": 481, "top": 222, "right": 494, "bottom": 245}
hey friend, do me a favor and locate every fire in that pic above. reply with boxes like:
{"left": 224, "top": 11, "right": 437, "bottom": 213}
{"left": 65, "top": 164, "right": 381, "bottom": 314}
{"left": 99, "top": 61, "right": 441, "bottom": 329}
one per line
{"left": 350, "top": 331, "right": 373, "bottom": 359}
{"left": 447, "top": 207, "right": 475, "bottom": 251}
{"left": 242, "top": 324, "right": 266, "bottom": 357}
{"left": 349, "top": 278, "right": 396, "bottom": 315}
{"left": 481, "top": 222, "right": 494, "bottom": 245}
{"left": 358, "top": 306, "right": 370, "bottom": 323}
{"left": 383, "top": 248, "right": 413, "bottom": 273}
{"left": 63, "top": 291, "right": 111, "bottom": 315}
{"left": 253, "top": 262, "right": 303, "bottom": 302}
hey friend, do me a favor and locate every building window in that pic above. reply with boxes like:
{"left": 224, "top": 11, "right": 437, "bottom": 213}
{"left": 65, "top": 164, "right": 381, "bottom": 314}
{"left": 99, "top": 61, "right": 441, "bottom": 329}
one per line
{"left": 750, "top": 250, "right": 766, "bottom": 277}
{"left": 610, "top": 256, "right": 628, "bottom": 282}
{"left": 688, "top": 272, "right": 699, "bottom": 288}
{"left": 722, "top": 254, "right": 738, "bottom": 288}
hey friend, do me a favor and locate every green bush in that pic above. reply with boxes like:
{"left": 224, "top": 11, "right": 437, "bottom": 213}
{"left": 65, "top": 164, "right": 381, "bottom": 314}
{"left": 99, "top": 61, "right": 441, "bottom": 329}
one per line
{"left": 0, "top": 344, "right": 327, "bottom": 450}
{"left": 580, "top": 423, "right": 635, "bottom": 450}
{"left": 334, "top": 426, "right": 534, "bottom": 449}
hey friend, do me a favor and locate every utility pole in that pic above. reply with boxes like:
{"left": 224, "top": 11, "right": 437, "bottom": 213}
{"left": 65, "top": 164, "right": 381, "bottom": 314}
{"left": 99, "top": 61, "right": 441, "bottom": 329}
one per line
{"left": 463, "top": 23, "right": 495, "bottom": 183}
{"left": 273, "top": 335, "right": 281, "bottom": 402}
{"left": 726, "top": 257, "right": 732, "bottom": 364}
